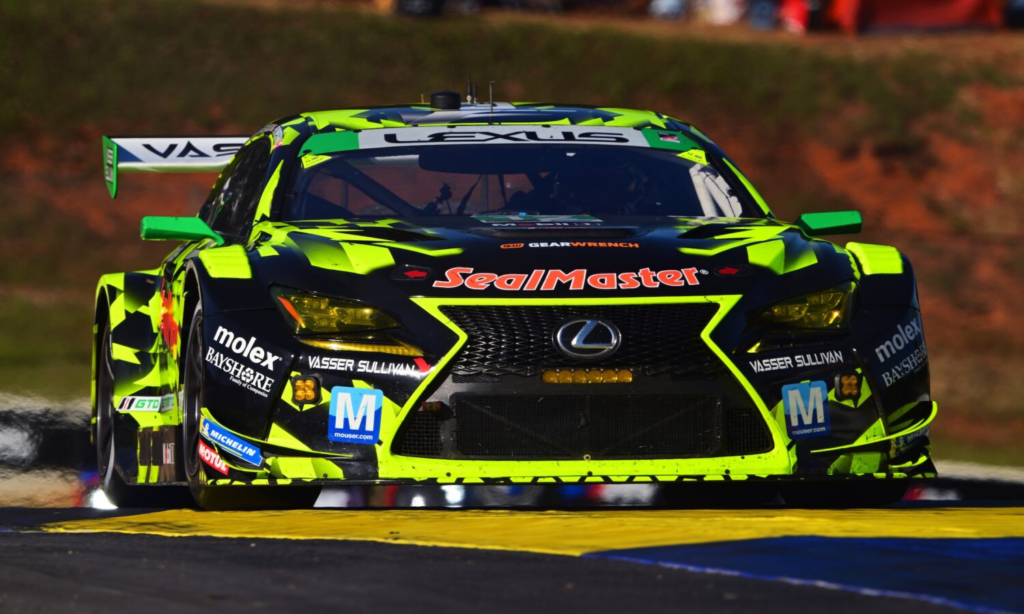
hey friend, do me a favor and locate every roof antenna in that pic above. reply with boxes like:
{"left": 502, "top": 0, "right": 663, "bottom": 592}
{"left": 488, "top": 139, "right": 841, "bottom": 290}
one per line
{"left": 489, "top": 80, "right": 496, "bottom": 124}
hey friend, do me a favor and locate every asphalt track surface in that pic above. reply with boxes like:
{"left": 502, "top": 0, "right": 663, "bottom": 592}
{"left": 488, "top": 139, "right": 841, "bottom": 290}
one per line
{"left": 2, "top": 505, "right": 1023, "bottom": 613}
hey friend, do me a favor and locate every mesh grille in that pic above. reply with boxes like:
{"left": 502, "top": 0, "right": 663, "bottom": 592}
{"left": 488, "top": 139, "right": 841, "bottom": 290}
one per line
{"left": 439, "top": 304, "right": 722, "bottom": 379}
{"left": 443, "top": 394, "right": 771, "bottom": 460}
{"left": 394, "top": 411, "right": 445, "bottom": 457}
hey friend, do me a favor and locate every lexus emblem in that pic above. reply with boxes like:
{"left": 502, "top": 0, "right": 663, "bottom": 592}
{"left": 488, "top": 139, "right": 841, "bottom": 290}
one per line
{"left": 554, "top": 319, "right": 621, "bottom": 361}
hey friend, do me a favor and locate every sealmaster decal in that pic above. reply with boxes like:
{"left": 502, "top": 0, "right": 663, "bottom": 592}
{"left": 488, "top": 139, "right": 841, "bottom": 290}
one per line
{"left": 433, "top": 268, "right": 703, "bottom": 291}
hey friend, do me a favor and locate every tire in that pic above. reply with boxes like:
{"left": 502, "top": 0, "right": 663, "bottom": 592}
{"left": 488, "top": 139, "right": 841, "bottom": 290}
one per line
{"left": 96, "top": 324, "right": 191, "bottom": 508}
{"left": 660, "top": 482, "right": 780, "bottom": 508}
{"left": 182, "top": 302, "right": 320, "bottom": 511}
{"left": 780, "top": 480, "right": 909, "bottom": 508}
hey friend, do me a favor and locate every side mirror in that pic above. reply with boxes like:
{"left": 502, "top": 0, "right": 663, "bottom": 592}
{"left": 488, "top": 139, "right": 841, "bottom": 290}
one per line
{"left": 795, "top": 211, "right": 862, "bottom": 236}
{"left": 140, "top": 216, "right": 225, "bottom": 245}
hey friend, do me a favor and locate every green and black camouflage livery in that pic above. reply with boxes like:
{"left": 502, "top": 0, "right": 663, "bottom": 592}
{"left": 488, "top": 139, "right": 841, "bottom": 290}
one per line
{"left": 94, "top": 103, "right": 936, "bottom": 503}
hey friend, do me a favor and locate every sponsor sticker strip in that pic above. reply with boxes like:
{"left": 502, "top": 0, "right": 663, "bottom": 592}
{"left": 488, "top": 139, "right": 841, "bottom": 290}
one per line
{"left": 433, "top": 267, "right": 703, "bottom": 291}
{"left": 328, "top": 387, "right": 384, "bottom": 445}
{"left": 782, "top": 380, "right": 832, "bottom": 439}
{"left": 198, "top": 440, "right": 230, "bottom": 475}
{"left": 308, "top": 356, "right": 429, "bottom": 377}
{"left": 200, "top": 417, "right": 263, "bottom": 465}
{"left": 749, "top": 351, "right": 844, "bottom": 374}
{"left": 116, "top": 395, "right": 175, "bottom": 412}
{"left": 206, "top": 326, "right": 282, "bottom": 398}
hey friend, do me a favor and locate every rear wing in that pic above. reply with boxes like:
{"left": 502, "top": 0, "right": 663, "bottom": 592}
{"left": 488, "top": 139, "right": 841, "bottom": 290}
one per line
{"left": 102, "top": 135, "right": 248, "bottom": 198}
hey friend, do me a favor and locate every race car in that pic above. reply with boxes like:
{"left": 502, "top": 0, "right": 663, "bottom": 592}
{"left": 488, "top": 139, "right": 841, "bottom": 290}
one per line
{"left": 94, "top": 92, "right": 937, "bottom": 509}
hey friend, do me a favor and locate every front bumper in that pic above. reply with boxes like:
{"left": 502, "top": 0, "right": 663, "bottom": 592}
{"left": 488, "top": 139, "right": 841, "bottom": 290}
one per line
{"left": 197, "top": 296, "right": 937, "bottom": 486}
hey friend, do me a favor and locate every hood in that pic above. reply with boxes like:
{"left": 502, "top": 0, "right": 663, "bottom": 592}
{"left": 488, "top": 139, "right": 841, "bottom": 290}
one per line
{"left": 251, "top": 216, "right": 856, "bottom": 305}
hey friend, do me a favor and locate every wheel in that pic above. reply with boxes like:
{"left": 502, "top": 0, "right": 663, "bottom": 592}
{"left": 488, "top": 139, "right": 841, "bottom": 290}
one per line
{"left": 780, "top": 480, "right": 909, "bottom": 508}
{"left": 660, "top": 482, "right": 780, "bottom": 508}
{"left": 182, "top": 302, "right": 320, "bottom": 511}
{"left": 96, "top": 324, "right": 191, "bottom": 508}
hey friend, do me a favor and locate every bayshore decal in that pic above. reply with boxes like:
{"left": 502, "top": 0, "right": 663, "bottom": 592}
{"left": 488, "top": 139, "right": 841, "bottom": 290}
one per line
{"left": 206, "top": 326, "right": 282, "bottom": 397}
{"left": 433, "top": 267, "right": 704, "bottom": 291}
{"left": 872, "top": 313, "right": 928, "bottom": 390}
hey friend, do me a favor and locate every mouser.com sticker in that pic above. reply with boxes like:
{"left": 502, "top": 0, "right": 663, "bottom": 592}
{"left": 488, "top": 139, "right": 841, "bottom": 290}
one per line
{"left": 433, "top": 267, "right": 704, "bottom": 291}
{"left": 329, "top": 387, "right": 384, "bottom": 445}
{"left": 200, "top": 417, "right": 262, "bottom": 465}
{"left": 782, "top": 380, "right": 832, "bottom": 439}
{"left": 205, "top": 326, "right": 281, "bottom": 397}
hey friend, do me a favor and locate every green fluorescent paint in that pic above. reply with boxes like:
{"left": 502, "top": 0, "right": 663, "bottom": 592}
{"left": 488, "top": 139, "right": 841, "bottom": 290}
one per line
{"left": 141, "top": 217, "right": 225, "bottom": 246}
{"left": 797, "top": 211, "right": 863, "bottom": 236}
{"left": 197, "top": 245, "right": 252, "bottom": 279}
{"left": 847, "top": 242, "right": 904, "bottom": 275}
{"left": 747, "top": 240, "right": 786, "bottom": 274}
{"left": 300, "top": 131, "right": 360, "bottom": 156}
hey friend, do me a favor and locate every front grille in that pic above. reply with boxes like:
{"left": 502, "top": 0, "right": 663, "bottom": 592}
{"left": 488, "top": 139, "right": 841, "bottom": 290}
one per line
{"left": 395, "top": 410, "right": 445, "bottom": 457}
{"left": 391, "top": 394, "right": 772, "bottom": 460}
{"left": 439, "top": 304, "right": 722, "bottom": 379}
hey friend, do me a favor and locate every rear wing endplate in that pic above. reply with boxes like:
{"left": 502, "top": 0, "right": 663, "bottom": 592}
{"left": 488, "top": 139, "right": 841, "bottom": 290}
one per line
{"left": 102, "top": 135, "right": 248, "bottom": 198}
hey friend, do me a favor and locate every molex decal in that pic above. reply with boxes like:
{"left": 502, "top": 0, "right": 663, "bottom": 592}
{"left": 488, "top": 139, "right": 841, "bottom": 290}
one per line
{"left": 871, "top": 313, "right": 928, "bottom": 390}
{"left": 206, "top": 326, "right": 281, "bottom": 398}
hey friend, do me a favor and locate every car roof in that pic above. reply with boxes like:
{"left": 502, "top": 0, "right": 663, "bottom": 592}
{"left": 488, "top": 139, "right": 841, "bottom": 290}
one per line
{"left": 298, "top": 103, "right": 699, "bottom": 135}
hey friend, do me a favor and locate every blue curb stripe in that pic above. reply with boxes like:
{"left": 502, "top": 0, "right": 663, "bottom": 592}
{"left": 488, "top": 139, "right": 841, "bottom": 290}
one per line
{"left": 585, "top": 537, "right": 1024, "bottom": 613}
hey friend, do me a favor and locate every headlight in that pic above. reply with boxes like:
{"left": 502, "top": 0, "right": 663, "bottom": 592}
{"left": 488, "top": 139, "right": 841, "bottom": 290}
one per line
{"left": 271, "top": 288, "right": 399, "bottom": 335}
{"left": 757, "top": 283, "right": 854, "bottom": 330}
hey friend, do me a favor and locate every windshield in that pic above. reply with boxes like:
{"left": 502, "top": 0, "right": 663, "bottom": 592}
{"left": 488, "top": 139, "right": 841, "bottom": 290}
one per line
{"left": 282, "top": 145, "right": 757, "bottom": 220}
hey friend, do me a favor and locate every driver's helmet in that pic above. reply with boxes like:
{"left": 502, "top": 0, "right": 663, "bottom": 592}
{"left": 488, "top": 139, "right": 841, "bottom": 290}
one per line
{"left": 551, "top": 164, "right": 643, "bottom": 214}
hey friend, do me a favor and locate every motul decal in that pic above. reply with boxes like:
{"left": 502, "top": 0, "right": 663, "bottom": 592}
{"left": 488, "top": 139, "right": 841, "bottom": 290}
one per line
{"left": 198, "top": 440, "right": 229, "bottom": 475}
{"left": 432, "top": 267, "right": 704, "bottom": 291}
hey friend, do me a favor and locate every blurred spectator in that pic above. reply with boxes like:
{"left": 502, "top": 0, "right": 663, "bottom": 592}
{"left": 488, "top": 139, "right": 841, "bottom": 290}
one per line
{"left": 748, "top": 0, "right": 778, "bottom": 30}
{"left": 649, "top": 0, "right": 687, "bottom": 19}
{"left": 695, "top": 0, "right": 746, "bottom": 24}
{"left": 1008, "top": 0, "right": 1024, "bottom": 28}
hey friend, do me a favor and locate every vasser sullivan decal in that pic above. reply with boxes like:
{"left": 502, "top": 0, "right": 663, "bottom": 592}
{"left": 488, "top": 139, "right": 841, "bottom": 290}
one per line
{"left": 307, "top": 356, "right": 430, "bottom": 376}
{"left": 433, "top": 267, "right": 703, "bottom": 291}
{"left": 749, "top": 350, "right": 844, "bottom": 374}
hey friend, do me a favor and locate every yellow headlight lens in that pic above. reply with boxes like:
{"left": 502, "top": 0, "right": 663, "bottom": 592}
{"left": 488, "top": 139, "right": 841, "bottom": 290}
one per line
{"left": 759, "top": 284, "right": 854, "bottom": 329}
{"left": 272, "top": 288, "right": 398, "bottom": 335}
